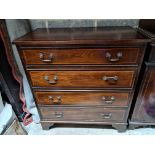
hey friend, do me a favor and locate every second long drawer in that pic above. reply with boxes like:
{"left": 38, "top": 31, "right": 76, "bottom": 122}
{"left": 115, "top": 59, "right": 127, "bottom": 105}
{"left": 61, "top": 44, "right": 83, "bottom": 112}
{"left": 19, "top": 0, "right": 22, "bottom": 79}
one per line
{"left": 29, "top": 70, "right": 136, "bottom": 88}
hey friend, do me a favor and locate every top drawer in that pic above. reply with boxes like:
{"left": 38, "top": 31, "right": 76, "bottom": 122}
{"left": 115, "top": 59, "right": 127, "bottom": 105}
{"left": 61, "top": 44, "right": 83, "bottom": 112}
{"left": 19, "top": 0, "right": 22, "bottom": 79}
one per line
{"left": 22, "top": 48, "right": 141, "bottom": 65}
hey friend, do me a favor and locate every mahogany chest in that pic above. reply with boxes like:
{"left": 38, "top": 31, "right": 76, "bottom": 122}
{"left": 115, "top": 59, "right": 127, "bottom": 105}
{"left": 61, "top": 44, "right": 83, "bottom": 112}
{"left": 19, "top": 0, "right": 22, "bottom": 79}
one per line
{"left": 13, "top": 27, "right": 149, "bottom": 132}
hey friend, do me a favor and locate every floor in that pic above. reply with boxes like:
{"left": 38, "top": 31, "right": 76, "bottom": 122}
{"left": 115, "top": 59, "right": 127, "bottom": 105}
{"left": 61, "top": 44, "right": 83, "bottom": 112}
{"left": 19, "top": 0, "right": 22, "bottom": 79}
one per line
{"left": 25, "top": 122, "right": 155, "bottom": 135}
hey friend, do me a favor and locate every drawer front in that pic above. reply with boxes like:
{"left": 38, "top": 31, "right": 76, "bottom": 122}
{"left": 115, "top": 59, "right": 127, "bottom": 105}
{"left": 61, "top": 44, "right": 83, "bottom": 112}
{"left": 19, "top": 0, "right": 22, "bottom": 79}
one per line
{"left": 35, "top": 91, "right": 130, "bottom": 107}
{"left": 22, "top": 48, "right": 140, "bottom": 65}
{"left": 39, "top": 106, "right": 126, "bottom": 122}
{"left": 29, "top": 70, "right": 135, "bottom": 88}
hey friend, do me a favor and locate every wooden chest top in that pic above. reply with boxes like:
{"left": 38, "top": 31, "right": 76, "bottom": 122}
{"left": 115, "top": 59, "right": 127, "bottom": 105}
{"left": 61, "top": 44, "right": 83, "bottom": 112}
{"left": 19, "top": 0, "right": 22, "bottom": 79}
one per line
{"left": 13, "top": 27, "right": 150, "bottom": 46}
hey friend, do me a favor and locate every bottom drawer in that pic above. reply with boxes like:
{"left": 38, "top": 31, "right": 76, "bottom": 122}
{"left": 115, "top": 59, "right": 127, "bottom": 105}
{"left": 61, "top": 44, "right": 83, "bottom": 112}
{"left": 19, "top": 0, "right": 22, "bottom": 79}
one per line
{"left": 39, "top": 106, "right": 126, "bottom": 122}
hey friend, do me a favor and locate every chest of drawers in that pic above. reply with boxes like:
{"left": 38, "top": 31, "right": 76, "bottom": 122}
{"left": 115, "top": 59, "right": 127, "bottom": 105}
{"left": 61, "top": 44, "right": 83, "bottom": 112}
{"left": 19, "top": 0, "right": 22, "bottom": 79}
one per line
{"left": 13, "top": 27, "right": 149, "bottom": 132}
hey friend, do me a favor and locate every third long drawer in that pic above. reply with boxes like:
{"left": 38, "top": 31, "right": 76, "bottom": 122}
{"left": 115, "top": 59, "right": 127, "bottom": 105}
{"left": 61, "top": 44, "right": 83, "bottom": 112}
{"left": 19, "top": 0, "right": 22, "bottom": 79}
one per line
{"left": 34, "top": 91, "right": 131, "bottom": 107}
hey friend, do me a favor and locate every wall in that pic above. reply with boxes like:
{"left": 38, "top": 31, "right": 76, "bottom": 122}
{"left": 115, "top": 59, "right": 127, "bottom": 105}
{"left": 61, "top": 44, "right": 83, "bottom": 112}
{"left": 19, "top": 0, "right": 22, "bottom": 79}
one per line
{"left": 29, "top": 19, "right": 139, "bottom": 30}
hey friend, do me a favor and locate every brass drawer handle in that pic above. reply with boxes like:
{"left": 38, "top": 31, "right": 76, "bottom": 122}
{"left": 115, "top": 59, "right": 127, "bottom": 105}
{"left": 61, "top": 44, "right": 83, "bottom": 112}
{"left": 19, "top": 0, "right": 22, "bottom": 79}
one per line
{"left": 49, "top": 96, "right": 62, "bottom": 104}
{"left": 39, "top": 53, "right": 53, "bottom": 62}
{"left": 54, "top": 112, "right": 64, "bottom": 118}
{"left": 44, "top": 75, "right": 58, "bottom": 84}
{"left": 101, "top": 113, "right": 112, "bottom": 119}
{"left": 102, "top": 96, "right": 115, "bottom": 104}
{"left": 102, "top": 76, "right": 118, "bottom": 82}
{"left": 106, "top": 52, "right": 122, "bottom": 62}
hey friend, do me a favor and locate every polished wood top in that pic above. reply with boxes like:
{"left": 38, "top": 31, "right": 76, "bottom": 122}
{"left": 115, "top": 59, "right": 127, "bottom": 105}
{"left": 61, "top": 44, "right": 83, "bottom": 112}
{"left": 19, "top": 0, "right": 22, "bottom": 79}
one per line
{"left": 13, "top": 27, "right": 150, "bottom": 46}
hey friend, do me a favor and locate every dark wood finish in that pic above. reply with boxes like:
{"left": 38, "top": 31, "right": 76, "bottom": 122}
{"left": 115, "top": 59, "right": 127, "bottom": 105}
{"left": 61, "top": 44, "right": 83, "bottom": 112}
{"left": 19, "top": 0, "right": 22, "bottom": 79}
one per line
{"left": 139, "top": 68, "right": 155, "bottom": 122}
{"left": 112, "top": 124, "right": 127, "bottom": 132}
{"left": 128, "top": 123, "right": 142, "bottom": 130}
{"left": 130, "top": 20, "right": 155, "bottom": 129}
{"left": 29, "top": 70, "right": 135, "bottom": 88}
{"left": 139, "top": 19, "right": 155, "bottom": 37}
{"left": 138, "top": 20, "right": 155, "bottom": 62}
{"left": 148, "top": 45, "right": 155, "bottom": 62}
{"left": 22, "top": 48, "right": 140, "bottom": 65}
{"left": 13, "top": 27, "right": 149, "bottom": 46}
{"left": 13, "top": 27, "right": 149, "bottom": 132}
{"left": 40, "top": 120, "right": 127, "bottom": 132}
{"left": 39, "top": 106, "right": 126, "bottom": 122}
{"left": 130, "top": 67, "right": 155, "bottom": 124}
{"left": 26, "top": 65, "right": 139, "bottom": 71}
{"left": 34, "top": 91, "right": 130, "bottom": 106}
{"left": 41, "top": 122, "right": 54, "bottom": 130}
